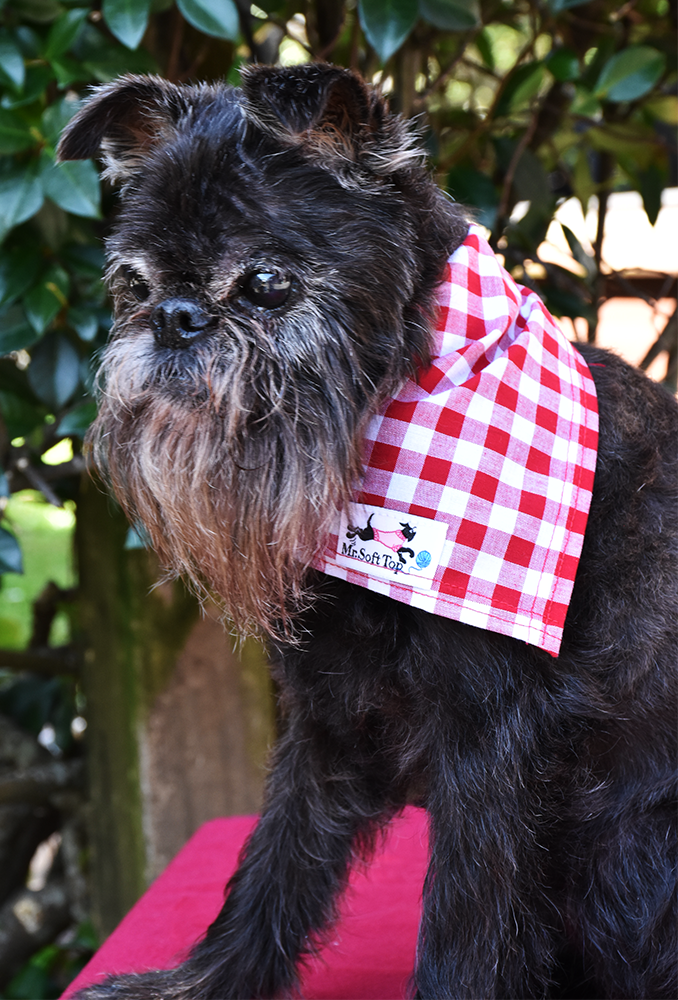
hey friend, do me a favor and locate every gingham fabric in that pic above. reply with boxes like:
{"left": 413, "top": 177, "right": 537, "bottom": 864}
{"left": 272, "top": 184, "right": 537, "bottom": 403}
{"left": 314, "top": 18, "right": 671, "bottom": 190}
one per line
{"left": 313, "top": 226, "right": 599, "bottom": 656}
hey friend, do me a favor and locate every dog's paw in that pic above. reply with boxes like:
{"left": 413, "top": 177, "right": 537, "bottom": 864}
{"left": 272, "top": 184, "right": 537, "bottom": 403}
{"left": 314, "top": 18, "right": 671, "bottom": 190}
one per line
{"left": 72, "top": 969, "right": 188, "bottom": 1000}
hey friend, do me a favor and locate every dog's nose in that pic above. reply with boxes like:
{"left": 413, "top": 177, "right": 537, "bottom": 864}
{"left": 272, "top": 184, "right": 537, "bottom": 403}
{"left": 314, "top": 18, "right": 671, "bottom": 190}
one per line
{"left": 151, "top": 298, "right": 214, "bottom": 348}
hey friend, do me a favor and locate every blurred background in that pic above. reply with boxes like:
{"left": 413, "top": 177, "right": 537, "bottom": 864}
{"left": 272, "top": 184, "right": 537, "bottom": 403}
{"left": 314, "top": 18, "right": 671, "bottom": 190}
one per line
{"left": 0, "top": 0, "right": 675, "bottom": 995}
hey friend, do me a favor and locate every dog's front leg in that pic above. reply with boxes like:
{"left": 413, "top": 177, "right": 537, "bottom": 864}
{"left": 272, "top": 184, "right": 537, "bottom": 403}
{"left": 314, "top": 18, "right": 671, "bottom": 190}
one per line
{"left": 74, "top": 715, "right": 388, "bottom": 1000}
{"left": 414, "top": 739, "right": 555, "bottom": 1000}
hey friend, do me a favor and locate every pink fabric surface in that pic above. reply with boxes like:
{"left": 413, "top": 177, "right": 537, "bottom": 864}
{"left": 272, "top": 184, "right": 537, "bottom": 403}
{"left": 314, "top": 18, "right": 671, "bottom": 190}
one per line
{"left": 62, "top": 807, "right": 429, "bottom": 1000}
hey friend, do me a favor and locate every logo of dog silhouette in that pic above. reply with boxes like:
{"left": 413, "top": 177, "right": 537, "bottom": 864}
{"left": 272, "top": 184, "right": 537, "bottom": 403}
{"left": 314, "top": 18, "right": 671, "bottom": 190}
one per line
{"left": 346, "top": 513, "right": 416, "bottom": 565}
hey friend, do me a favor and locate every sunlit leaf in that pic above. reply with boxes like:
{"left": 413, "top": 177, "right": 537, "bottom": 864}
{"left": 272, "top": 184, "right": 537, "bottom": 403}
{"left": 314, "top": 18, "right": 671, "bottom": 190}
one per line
{"left": 27, "top": 332, "right": 80, "bottom": 409}
{"left": 176, "top": 0, "right": 239, "bottom": 40}
{"left": 0, "top": 158, "right": 44, "bottom": 243}
{"left": 358, "top": 0, "right": 418, "bottom": 62}
{"left": 587, "top": 123, "right": 656, "bottom": 169}
{"left": 419, "top": 0, "right": 479, "bottom": 32}
{"left": 644, "top": 95, "right": 678, "bottom": 126}
{"left": 0, "top": 526, "right": 23, "bottom": 575}
{"left": 495, "top": 62, "right": 544, "bottom": 116}
{"left": 570, "top": 85, "right": 601, "bottom": 118}
{"left": 595, "top": 46, "right": 666, "bottom": 103}
{"left": 102, "top": 0, "right": 152, "bottom": 50}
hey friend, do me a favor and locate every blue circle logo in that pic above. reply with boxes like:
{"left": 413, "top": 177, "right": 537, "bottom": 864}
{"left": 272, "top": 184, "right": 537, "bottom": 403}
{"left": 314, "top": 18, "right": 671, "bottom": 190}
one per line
{"left": 416, "top": 550, "right": 431, "bottom": 569}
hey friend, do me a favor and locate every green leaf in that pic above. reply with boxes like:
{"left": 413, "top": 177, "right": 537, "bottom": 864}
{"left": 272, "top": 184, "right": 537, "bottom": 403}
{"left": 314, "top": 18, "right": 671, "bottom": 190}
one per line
{"left": 561, "top": 223, "right": 596, "bottom": 280}
{"left": 447, "top": 161, "right": 498, "bottom": 229}
{"left": 102, "top": 0, "right": 152, "bottom": 50}
{"left": 0, "top": 527, "right": 23, "bottom": 574}
{"left": 41, "top": 95, "right": 81, "bottom": 146}
{"left": 57, "top": 397, "right": 96, "bottom": 436}
{"left": 547, "top": 0, "right": 592, "bottom": 10}
{"left": 495, "top": 62, "right": 544, "bottom": 116}
{"left": 49, "top": 54, "right": 86, "bottom": 87}
{"left": 27, "top": 333, "right": 80, "bottom": 408}
{"left": 22, "top": 263, "right": 70, "bottom": 334}
{"left": 512, "top": 148, "right": 552, "bottom": 210}
{"left": 572, "top": 148, "right": 595, "bottom": 214}
{"left": 570, "top": 85, "right": 601, "bottom": 118}
{"left": 0, "top": 303, "right": 37, "bottom": 352}
{"left": 0, "top": 29, "right": 25, "bottom": 90}
{"left": 0, "top": 108, "right": 36, "bottom": 154}
{"left": 176, "top": 0, "right": 239, "bottom": 40}
{"left": 638, "top": 163, "right": 664, "bottom": 227}
{"left": 81, "top": 44, "right": 158, "bottom": 82}
{"left": 0, "top": 159, "right": 44, "bottom": 243}
{"left": 11, "top": 0, "right": 64, "bottom": 24}
{"left": 40, "top": 152, "right": 101, "bottom": 218}
{"left": 68, "top": 305, "right": 98, "bottom": 341}
{"left": 419, "top": 0, "right": 479, "bottom": 31}
{"left": 0, "top": 388, "right": 45, "bottom": 437}
{"left": 594, "top": 46, "right": 666, "bottom": 103}
{"left": 62, "top": 242, "right": 105, "bottom": 278}
{"left": 125, "top": 523, "right": 151, "bottom": 549}
{"left": 44, "top": 7, "right": 88, "bottom": 59}
{"left": 546, "top": 47, "right": 579, "bottom": 83}
{"left": 0, "top": 246, "right": 42, "bottom": 308}
{"left": 0, "top": 64, "right": 55, "bottom": 109}
{"left": 475, "top": 29, "right": 494, "bottom": 71}
{"left": 358, "top": 0, "right": 418, "bottom": 62}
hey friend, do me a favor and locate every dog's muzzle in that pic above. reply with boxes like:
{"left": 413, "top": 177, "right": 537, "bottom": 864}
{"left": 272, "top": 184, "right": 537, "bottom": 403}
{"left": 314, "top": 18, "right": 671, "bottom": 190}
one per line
{"left": 151, "top": 297, "right": 215, "bottom": 349}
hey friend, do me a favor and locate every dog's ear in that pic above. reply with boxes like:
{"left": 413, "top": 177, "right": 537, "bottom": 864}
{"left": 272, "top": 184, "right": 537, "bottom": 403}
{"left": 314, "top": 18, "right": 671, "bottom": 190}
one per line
{"left": 241, "top": 64, "right": 373, "bottom": 139}
{"left": 57, "top": 75, "right": 187, "bottom": 183}
{"left": 241, "top": 64, "right": 423, "bottom": 178}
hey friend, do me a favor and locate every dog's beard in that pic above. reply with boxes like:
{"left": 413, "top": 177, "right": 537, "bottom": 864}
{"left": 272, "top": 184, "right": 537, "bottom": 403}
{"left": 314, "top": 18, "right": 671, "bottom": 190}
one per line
{"left": 89, "top": 320, "right": 368, "bottom": 638}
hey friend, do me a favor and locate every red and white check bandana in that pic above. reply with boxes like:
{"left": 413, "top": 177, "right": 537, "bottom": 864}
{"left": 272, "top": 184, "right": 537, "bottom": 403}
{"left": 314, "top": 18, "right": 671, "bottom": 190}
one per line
{"left": 313, "top": 226, "right": 599, "bottom": 656}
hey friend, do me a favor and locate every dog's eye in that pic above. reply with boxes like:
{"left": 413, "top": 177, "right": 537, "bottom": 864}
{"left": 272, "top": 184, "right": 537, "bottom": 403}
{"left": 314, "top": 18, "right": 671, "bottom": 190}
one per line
{"left": 242, "top": 271, "right": 292, "bottom": 309}
{"left": 122, "top": 266, "right": 151, "bottom": 302}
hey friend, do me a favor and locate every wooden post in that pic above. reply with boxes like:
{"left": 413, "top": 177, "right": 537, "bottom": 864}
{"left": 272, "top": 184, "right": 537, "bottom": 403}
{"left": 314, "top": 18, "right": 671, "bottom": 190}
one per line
{"left": 76, "top": 475, "right": 274, "bottom": 937}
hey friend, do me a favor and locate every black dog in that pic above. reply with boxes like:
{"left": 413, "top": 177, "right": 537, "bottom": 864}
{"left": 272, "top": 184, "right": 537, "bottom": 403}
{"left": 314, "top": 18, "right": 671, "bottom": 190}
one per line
{"left": 58, "top": 65, "right": 677, "bottom": 999}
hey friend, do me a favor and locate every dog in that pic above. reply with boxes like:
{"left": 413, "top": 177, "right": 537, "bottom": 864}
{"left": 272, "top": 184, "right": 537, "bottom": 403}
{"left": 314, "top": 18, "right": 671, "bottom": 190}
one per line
{"left": 58, "top": 64, "right": 677, "bottom": 999}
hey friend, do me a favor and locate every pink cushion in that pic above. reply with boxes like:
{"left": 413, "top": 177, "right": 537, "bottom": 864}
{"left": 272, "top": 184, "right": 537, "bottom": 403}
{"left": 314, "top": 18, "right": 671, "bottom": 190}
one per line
{"left": 62, "top": 807, "right": 429, "bottom": 1000}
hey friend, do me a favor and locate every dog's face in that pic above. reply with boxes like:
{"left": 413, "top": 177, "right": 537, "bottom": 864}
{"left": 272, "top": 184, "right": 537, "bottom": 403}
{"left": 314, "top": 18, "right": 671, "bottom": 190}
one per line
{"left": 58, "top": 65, "right": 466, "bottom": 635}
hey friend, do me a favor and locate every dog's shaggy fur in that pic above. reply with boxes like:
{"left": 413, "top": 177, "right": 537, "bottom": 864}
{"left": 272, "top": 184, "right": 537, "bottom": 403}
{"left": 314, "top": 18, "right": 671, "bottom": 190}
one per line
{"left": 59, "top": 65, "right": 677, "bottom": 999}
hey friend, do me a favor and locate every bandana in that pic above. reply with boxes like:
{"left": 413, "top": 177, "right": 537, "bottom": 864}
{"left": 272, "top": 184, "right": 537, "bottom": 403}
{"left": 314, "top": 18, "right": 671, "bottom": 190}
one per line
{"left": 313, "top": 227, "right": 599, "bottom": 656}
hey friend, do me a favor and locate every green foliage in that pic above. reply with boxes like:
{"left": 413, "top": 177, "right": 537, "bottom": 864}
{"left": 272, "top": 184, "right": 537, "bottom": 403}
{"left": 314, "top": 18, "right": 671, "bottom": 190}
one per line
{"left": 0, "top": 922, "right": 97, "bottom": 998}
{"left": 0, "top": 491, "right": 75, "bottom": 648}
{"left": 0, "top": 0, "right": 674, "bottom": 585}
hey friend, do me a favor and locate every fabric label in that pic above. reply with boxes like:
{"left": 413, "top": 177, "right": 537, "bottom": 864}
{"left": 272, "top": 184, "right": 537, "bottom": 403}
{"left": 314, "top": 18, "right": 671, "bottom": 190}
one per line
{"left": 335, "top": 504, "right": 448, "bottom": 591}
